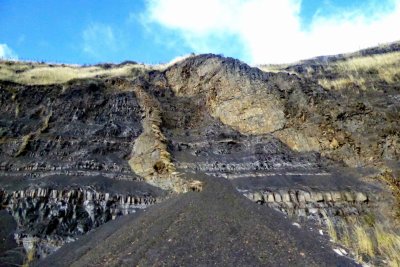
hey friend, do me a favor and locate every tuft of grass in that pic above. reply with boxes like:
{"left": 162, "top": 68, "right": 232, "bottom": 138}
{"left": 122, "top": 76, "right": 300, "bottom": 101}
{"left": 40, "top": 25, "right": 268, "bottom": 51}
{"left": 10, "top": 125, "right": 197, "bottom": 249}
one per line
{"left": 325, "top": 215, "right": 400, "bottom": 266}
{"left": 321, "top": 211, "right": 338, "bottom": 242}
{"left": 354, "top": 224, "right": 375, "bottom": 260}
{"left": 375, "top": 224, "right": 400, "bottom": 266}
{"left": 318, "top": 51, "right": 400, "bottom": 91}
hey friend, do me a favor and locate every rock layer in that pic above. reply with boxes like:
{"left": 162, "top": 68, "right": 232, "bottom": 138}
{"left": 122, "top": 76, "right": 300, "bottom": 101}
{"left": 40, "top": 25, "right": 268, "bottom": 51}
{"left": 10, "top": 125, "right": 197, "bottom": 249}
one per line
{"left": 0, "top": 186, "right": 159, "bottom": 259}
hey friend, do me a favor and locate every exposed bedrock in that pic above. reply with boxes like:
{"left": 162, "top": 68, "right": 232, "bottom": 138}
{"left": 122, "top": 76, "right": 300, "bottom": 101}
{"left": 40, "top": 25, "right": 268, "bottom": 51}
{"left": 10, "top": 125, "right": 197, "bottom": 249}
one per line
{"left": 163, "top": 54, "right": 399, "bottom": 169}
{"left": 0, "top": 186, "right": 160, "bottom": 259}
{"left": 165, "top": 55, "right": 308, "bottom": 134}
{"left": 0, "top": 79, "right": 143, "bottom": 182}
{"left": 242, "top": 188, "right": 370, "bottom": 218}
{"left": 0, "top": 53, "right": 398, "bottom": 265}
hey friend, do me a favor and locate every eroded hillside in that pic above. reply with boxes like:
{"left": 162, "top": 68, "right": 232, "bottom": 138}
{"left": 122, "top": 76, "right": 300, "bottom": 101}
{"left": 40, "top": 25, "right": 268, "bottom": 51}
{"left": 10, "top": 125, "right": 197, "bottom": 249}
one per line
{"left": 0, "top": 48, "right": 399, "bottom": 266}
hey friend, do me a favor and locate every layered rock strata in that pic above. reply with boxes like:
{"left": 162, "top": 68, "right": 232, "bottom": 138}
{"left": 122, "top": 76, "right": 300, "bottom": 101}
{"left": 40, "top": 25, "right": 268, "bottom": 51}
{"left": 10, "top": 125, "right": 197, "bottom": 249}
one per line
{"left": 242, "top": 188, "right": 370, "bottom": 219}
{"left": 0, "top": 186, "right": 159, "bottom": 259}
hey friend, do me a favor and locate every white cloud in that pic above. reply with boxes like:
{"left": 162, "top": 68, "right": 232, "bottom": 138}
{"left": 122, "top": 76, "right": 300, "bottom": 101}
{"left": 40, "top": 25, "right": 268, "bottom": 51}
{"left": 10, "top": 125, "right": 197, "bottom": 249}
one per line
{"left": 82, "top": 23, "right": 118, "bottom": 58}
{"left": 0, "top": 43, "right": 18, "bottom": 60}
{"left": 143, "top": 0, "right": 400, "bottom": 64}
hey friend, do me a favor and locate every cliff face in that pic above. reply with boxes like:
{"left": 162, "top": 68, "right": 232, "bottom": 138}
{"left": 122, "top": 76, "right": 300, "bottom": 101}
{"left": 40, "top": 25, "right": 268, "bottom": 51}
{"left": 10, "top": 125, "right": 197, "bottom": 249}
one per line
{"left": 0, "top": 51, "right": 399, "bottom": 266}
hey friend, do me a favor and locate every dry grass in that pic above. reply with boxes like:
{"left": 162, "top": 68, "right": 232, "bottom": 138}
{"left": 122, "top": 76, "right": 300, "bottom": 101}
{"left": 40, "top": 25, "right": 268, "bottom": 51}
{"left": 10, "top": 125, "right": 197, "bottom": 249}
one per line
{"left": 258, "top": 50, "right": 400, "bottom": 91}
{"left": 0, "top": 62, "right": 144, "bottom": 85}
{"left": 257, "top": 64, "right": 291, "bottom": 73}
{"left": 375, "top": 225, "right": 400, "bottom": 266}
{"left": 354, "top": 224, "right": 375, "bottom": 259}
{"left": 323, "top": 215, "right": 338, "bottom": 242}
{"left": 325, "top": 216, "right": 400, "bottom": 266}
{"left": 318, "top": 76, "right": 367, "bottom": 91}
{"left": 0, "top": 54, "right": 195, "bottom": 86}
{"left": 318, "top": 51, "right": 400, "bottom": 91}
{"left": 379, "top": 171, "right": 400, "bottom": 218}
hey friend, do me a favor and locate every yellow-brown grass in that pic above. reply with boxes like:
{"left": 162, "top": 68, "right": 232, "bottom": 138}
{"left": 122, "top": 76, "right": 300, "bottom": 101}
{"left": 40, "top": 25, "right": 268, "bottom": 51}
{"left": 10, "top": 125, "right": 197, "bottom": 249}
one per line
{"left": 318, "top": 51, "right": 400, "bottom": 90}
{"left": 258, "top": 51, "right": 400, "bottom": 91}
{"left": 0, "top": 54, "right": 195, "bottom": 86}
{"left": 0, "top": 62, "right": 143, "bottom": 85}
{"left": 325, "top": 216, "right": 400, "bottom": 266}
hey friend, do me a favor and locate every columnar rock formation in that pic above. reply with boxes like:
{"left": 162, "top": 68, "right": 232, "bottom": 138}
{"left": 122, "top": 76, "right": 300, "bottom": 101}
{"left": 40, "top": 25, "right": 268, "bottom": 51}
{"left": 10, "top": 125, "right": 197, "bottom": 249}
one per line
{"left": 0, "top": 186, "right": 159, "bottom": 258}
{"left": 243, "top": 188, "right": 370, "bottom": 218}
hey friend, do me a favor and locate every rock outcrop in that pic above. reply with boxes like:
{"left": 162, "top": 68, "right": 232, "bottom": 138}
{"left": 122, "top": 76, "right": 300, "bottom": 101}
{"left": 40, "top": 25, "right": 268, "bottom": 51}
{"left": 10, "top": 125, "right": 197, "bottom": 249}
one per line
{"left": 243, "top": 188, "right": 370, "bottom": 218}
{"left": 0, "top": 51, "right": 398, "bottom": 266}
{"left": 0, "top": 186, "right": 159, "bottom": 259}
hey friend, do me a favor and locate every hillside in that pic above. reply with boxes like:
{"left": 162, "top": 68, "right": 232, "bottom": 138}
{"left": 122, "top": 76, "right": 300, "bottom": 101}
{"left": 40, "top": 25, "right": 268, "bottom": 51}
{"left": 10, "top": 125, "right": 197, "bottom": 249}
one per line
{"left": 0, "top": 44, "right": 399, "bottom": 266}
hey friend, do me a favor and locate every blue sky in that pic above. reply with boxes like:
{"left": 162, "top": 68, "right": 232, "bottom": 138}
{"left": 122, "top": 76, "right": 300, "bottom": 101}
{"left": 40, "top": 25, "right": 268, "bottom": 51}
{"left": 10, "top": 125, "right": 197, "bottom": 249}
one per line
{"left": 1, "top": 0, "right": 400, "bottom": 64}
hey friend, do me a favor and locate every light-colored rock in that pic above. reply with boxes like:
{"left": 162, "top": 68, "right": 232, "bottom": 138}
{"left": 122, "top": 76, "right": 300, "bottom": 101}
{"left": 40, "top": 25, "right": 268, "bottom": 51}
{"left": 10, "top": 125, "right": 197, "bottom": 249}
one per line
{"left": 280, "top": 191, "right": 291, "bottom": 202}
{"left": 331, "top": 192, "right": 342, "bottom": 202}
{"left": 297, "top": 191, "right": 306, "bottom": 203}
{"left": 303, "top": 191, "right": 311, "bottom": 203}
{"left": 244, "top": 192, "right": 253, "bottom": 200}
{"left": 209, "top": 95, "right": 286, "bottom": 134}
{"left": 323, "top": 192, "right": 332, "bottom": 202}
{"left": 273, "top": 192, "right": 282, "bottom": 202}
{"left": 307, "top": 208, "right": 319, "bottom": 215}
{"left": 273, "top": 128, "right": 321, "bottom": 152}
{"left": 343, "top": 192, "right": 354, "bottom": 202}
{"left": 253, "top": 192, "right": 264, "bottom": 202}
{"left": 263, "top": 192, "right": 274, "bottom": 203}
{"left": 355, "top": 192, "right": 368, "bottom": 202}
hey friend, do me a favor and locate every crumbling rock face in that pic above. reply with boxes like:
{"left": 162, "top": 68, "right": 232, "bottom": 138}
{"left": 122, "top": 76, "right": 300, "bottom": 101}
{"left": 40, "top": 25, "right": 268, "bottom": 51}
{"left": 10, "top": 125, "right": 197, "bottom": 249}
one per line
{"left": 164, "top": 54, "right": 399, "bottom": 171}
{"left": 0, "top": 80, "right": 143, "bottom": 181}
{"left": 127, "top": 83, "right": 194, "bottom": 192}
{"left": 165, "top": 55, "right": 306, "bottom": 134}
{"left": 242, "top": 188, "right": 370, "bottom": 219}
{"left": 0, "top": 186, "right": 159, "bottom": 259}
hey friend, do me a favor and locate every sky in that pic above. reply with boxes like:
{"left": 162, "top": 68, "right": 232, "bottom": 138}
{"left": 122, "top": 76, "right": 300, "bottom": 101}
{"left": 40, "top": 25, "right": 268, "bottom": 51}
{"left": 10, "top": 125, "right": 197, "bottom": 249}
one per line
{"left": 1, "top": 0, "right": 400, "bottom": 65}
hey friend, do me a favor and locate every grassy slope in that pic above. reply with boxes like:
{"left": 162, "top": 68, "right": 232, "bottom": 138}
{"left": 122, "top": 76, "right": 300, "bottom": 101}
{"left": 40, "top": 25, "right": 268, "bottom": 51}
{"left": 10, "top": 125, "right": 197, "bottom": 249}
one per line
{"left": 0, "top": 55, "right": 194, "bottom": 85}
{"left": 259, "top": 42, "right": 400, "bottom": 92}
